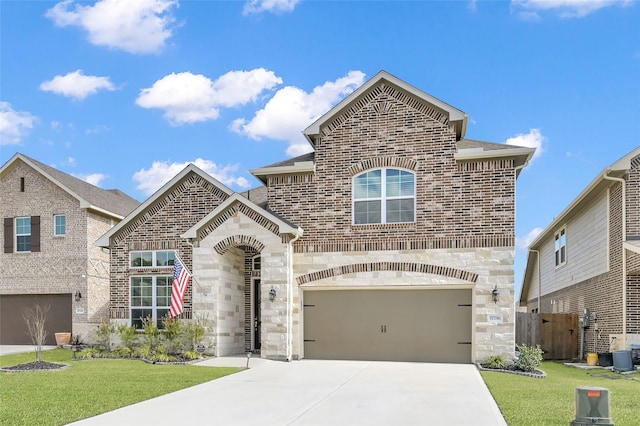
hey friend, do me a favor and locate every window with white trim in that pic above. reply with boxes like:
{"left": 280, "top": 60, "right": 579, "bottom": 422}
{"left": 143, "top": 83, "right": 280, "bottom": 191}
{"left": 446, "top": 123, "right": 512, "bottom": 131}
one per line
{"left": 54, "top": 215, "right": 66, "bottom": 236}
{"left": 130, "top": 276, "right": 171, "bottom": 329}
{"left": 353, "top": 168, "right": 416, "bottom": 224}
{"left": 130, "top": 250, "right": 175, "bottom": 268}
{"left": 554, "top": 228, "right": 567, "bottom": 267}
{"left": 15, "top": 217, "right": 32, "bottom": 252}
{"left": 252, "top": 255, "right": 261, "bottom": 271}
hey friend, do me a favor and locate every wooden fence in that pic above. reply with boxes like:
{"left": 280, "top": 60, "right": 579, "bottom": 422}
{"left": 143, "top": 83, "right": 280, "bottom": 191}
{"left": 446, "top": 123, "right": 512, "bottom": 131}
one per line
{"left": 516, "top": 313, "right": 579, "bottom": 360}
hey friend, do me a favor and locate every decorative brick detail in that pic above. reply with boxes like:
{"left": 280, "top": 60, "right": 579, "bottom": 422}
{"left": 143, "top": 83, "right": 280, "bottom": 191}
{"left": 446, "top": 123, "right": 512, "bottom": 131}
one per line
{"left": 214, "top": 235, "right": 265, "bottom": 255}
{"left": 321, "top": 82, "right": 448, "bottom": 137}
{"left": 296, "top": 262, "right": 478, "bottom": 285}
{"left": 113, "top": 174, "right": 230, "bottom": 245}
{"left": 347, "top": 156, "right": 419, "bottom": 176}
{"left": 198, "top": 202, "right": 280, "bottom": 241}
{"left": 294, "top": 235, "right": 514, "bottom": 253}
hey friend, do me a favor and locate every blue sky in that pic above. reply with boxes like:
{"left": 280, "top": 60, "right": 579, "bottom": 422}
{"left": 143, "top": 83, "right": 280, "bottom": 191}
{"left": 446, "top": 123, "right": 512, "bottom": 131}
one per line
{"left": 1, "top": 0, "right": 639, "bottom": 294}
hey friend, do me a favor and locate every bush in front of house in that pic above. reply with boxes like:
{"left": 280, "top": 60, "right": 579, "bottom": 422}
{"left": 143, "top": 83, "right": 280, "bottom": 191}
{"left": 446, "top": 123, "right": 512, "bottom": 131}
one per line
{"left": 514, "top": 344, "right": 543, "bottom": 372}
{"left": 77, "top": 315, "right": 209, "bottom": 363}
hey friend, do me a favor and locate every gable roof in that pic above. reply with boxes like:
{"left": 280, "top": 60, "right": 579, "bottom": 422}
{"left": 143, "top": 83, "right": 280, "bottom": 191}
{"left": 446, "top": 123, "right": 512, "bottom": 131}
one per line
{"left": 181, "top": 193, "right": 302, "bottom": 240}
{"left": 96, "top": 163, "right": 234, "bottom": 247}
{"left": 303, "top": 70, "right": 469, "bottom": 146}
{"left": 519, "top": 146, "right": 640, "bottom": 304}
{"left": 0, "top": 153, "right": 139, "bottom": 219}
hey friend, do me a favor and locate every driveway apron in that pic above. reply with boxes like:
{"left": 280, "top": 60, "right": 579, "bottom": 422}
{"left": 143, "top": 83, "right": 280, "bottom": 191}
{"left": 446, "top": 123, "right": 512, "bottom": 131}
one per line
{"left": 69, "top": 359, "right": 506, "bottom": 426}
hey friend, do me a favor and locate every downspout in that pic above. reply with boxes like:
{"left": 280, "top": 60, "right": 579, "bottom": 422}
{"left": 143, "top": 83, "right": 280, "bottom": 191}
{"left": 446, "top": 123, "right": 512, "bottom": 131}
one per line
{"left": 603, "top": 169, "right": 626, "bottom": 351}
{"left": 514, "top": 160, "right": 530, "bottom": 309}
{"left": 286, "top": 230, "right": 302, "bottom": 362}
{"left": 529, "top": 249, "right": 541, "bottom": 312}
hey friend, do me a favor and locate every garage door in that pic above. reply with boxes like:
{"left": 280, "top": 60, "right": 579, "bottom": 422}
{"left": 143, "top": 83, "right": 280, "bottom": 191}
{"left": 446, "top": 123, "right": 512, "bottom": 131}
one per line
{"left": 0, "top": 294, "right": 72, "bottom": 345}
{"left": 303, "top": 289, "right": 472, "bottom": 363}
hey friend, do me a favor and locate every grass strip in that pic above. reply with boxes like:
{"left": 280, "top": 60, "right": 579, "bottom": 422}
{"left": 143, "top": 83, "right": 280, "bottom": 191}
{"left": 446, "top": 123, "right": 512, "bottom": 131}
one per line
{"left": 1, "top": 349, "right": 241, "bottom": 426}
{"left": 481, "top": 361, "right": 640, "bottom": 426}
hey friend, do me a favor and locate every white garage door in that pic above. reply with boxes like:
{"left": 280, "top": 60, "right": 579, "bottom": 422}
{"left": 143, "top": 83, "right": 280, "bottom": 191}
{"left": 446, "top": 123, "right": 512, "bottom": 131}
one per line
{"left": 303, "top": 289, "right": 472, "bottom": 363}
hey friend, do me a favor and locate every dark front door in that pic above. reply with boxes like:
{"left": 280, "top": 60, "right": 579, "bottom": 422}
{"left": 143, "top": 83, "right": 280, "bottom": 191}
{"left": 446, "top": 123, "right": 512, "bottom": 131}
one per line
{"left": 253, "top": 279, "right": 261, "bottom": 351}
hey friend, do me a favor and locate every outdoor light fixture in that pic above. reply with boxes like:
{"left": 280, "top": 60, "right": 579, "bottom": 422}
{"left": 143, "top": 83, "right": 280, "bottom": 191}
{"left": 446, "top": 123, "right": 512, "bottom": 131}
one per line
{"left": 75, "top": 290, "right": 82, "bottom": 302}
{"left": 269, "top": 288, "right": 276, "bottom": 301}
{"left": 491, "top": 286, "right": 499, "bottom": 303}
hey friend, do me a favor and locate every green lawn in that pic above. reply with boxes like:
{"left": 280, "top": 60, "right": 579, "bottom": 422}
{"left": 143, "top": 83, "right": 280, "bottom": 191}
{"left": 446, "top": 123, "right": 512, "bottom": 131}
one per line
{"left": 481, "top": 361, "right": 640, "bottom": 426}
{"left": 0, "top": 349, "right": 241, "bottom": 426}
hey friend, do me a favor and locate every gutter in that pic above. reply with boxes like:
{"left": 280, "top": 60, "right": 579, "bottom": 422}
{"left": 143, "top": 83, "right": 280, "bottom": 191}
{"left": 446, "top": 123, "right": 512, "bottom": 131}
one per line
{"left": 603, "top": 168, "right": 627, "bottom": 350}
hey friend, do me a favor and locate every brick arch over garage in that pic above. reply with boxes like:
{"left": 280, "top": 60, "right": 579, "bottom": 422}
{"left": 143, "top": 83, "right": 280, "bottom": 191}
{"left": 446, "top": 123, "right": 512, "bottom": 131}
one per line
{"left": 296, "top": 262, "right": 478, "bottom": 285}
{"left": 214, "top": 235, "right": 265, "bottom": 255}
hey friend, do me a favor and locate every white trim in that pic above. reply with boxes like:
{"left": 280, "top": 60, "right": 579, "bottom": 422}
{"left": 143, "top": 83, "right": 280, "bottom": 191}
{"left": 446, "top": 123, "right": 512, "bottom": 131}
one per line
{"left": 352, "top": 168, "right": 416, "bottom": 225}
{"left": 454, "top": 147, "right": 535, "bottom": 162}
{"left": 130, "top": 275, "right": 172, "bottom": 329}
{"left": 250, "top": 161, "right": 314, "bottom": 179}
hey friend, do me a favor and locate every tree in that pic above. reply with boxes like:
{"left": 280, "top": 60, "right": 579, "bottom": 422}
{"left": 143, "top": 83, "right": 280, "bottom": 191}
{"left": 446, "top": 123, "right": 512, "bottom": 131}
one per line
{"left": 22, "top": 303, "right": 50, "bottom": 362}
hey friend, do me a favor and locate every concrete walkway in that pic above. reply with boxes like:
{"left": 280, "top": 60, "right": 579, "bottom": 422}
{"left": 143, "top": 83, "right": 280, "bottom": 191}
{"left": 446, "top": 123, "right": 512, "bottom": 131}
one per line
{"left": 70, "top": 357, "right": 506, "bottom": 426}
{"left": 0, "top": 345, "right": 57, "bottom": 356}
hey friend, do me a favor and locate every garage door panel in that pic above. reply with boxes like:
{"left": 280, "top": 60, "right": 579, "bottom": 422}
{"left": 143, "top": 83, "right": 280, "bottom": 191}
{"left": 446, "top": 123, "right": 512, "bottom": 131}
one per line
{"left": 0, "top": 294, "right": 72, "bottom": 345}
{"left": 303, "top": 289, "right": 472, "bottom": 363}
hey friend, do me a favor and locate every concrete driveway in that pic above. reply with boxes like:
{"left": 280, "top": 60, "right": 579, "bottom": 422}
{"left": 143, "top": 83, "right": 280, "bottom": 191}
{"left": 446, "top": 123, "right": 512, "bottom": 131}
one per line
{"left": 69, "top": 358, "right": 506, "bottom": 426}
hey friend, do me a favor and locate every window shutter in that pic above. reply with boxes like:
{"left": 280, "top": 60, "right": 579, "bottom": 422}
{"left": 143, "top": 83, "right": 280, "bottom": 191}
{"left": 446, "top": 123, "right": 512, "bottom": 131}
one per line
{"left": 31, "top": 216, "right": 40, "bottom": 252}
{"left": 3, "top": 217, "right": 13, "bottom": 253}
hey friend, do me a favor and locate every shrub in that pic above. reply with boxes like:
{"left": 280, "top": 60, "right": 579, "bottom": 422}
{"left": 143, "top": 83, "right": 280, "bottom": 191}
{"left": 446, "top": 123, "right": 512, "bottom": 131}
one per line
{"left": 162, "top": 316, "right": 185, "bottom": 355}
{"left": 117, "top": 324, "right": 138, "bottom": 350}
{"left": 484, "top": 354, "right": 506, "bottom": 369}
{"left": 515, "top": 344, "right": 543, "bottom": 372}
{"left": 94, "top": 321, "right": 116, "bottom": 351}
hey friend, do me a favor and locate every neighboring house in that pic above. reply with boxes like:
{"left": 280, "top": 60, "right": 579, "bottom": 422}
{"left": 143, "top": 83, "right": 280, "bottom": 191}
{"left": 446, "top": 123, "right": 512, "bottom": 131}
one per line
{"left": 0, "top": 153, "right": 140, "bottom": 345}
{"left": 519, "top": 147, "right": 640, "bottom": 355}
{"left": 97, "top": 71, "right": 534, "bottom": 363}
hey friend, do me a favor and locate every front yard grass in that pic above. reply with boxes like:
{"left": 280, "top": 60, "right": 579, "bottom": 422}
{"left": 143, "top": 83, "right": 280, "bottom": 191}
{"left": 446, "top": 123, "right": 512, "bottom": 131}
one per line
{"left": 481, "top": 361, "right": 640, "bottom": 426}
{"left": 0, "top": 349, "right": 241, "bottom": 426}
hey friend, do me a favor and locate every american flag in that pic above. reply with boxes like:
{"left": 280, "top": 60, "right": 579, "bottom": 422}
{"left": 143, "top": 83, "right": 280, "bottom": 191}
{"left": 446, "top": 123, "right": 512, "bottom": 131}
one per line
{"left": 170, "top": 256, "right": 192, "bottom": 318}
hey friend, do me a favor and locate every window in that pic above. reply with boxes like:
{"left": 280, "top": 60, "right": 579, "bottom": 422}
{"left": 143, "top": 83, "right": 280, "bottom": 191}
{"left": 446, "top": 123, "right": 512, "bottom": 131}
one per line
{"left": 130, "top": 250, "right": 175, "bottom": 268}
{"left": 15, "top": 217, "right": 31, "bottom": 252}
{"left": 130, "top": 276, "right": 171, "bottom": 329}
{"left": 54, "top": 215, "right": 66, "bottom": 236}
{"left": 353, "top": 168, "right": 415, "bottom": 224}
{"left": 554, "top": 228, "right": 567, "bottom": 267}
{"left": 252, "top": 255, "right": 261, "bottom": 271}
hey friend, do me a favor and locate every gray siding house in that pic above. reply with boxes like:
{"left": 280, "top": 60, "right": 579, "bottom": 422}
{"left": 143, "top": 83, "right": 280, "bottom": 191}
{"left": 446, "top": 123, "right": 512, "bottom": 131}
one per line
{"left": 519, "top": 147, "right": 640, "bottom": 355}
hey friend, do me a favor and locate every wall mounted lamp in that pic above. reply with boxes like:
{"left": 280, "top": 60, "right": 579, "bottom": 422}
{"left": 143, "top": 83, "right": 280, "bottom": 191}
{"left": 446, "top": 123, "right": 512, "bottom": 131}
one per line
{"left": 75, "top": 290, "right": 82, "bottom": 302}
{"left": 491, "top": 286, "right": 499, "bottom": 303}
{"left": 269, "top": 288, "right": 276, "bottom": 301}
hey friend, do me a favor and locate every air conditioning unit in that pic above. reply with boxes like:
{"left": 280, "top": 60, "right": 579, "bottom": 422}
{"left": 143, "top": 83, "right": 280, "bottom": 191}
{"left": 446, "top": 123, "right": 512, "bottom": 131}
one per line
{"left": 570, "top": 387, "right": 613, "bottom": 426}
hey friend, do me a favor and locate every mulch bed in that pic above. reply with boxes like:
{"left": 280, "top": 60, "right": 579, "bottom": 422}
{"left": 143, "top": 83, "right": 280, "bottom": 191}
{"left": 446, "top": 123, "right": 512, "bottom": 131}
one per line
{"left": 1, "top": 361, "right": 69, "bottom": 373}
{"left": 477, "top": 363, "right": 546, "bottom": 378}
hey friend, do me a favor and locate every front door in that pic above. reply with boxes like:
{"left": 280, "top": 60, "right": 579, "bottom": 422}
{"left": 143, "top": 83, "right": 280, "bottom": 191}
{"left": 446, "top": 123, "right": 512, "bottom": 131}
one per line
{"left": 253, "top": 278, "right": 261, "bottom": 351}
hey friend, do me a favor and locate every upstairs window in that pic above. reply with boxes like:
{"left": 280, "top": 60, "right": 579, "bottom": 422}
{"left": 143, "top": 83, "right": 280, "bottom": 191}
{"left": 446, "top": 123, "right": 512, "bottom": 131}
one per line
{"left": 54, "top": 215, "right": 66, "bottom": 236}
{"left": 554, "top": 228, "right": 567, "bottom": 267}
{"left": 16, "top": 217, "right": 32, "bottom": 252}
{"left": 353, "top": 168, "right": 415, "bottom": 224}
{"left": 130, "top": 250, "right": 176, "bottom": 268}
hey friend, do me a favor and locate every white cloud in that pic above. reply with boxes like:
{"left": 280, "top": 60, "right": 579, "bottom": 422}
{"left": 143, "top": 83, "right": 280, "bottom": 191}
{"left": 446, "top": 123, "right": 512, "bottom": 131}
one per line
{"left": 511, "top": 0, "right": 631, "bottom": 19}
{"left": 505, "top": 128, "right": 545, "bottom": 161}
{"left": 136, "top": 69, "right": 282, "bottom": 125}
{"left": 516, "top": 227, "right": 544, "bottom": 250}
{"left": 46, "top": 0, "right": 178, "bottom": 54}
{"left": 243, "top": 0, "right": 299, "bottom": 15}
{"left": 133, "top": 158, "right": 251, "bottom": 196}
{"left": 231, "top": 70, "right": 366, "bottom": 156}
{"left": 40, "top": 70, "right": 116, "bottom": 100}
{"left": 73, "top": 172, "right": 108, "bottom": 187}
{"left": 0, "top": 102, "right": 37, "bottom": 145}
